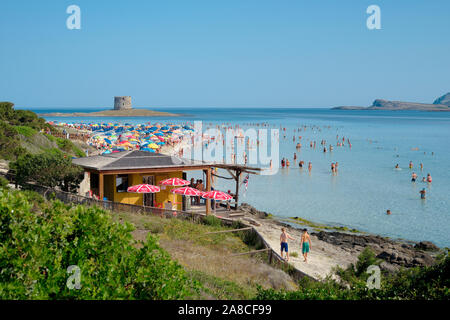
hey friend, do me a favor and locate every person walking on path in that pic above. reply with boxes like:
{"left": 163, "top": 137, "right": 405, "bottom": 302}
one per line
{"left": 301, "top": 229, "right": 312, "bottom": 263}
{"left": 280, "top": 228, "right": 295, "bottom": 262}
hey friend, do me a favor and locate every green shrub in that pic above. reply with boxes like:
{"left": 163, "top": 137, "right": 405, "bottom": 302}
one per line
{"left": 0, "top": 189, "right": 199, "bottom": 299}
{"left": 10, "top": 151, "right": 84, "bottom": 192}
{"left": 56, "top": 137, "right": 85, "bottom": 157}
{"left": 0, "top": 176, "right": 9, "bottom": 189}
{"left": 144, "top": 222, "right": 165, "bottom": 234}
{"left": 0, "top": 121, "right": 21, "bottom": 160}
{"left": 15, "top": 126, "right": 37, "bottom": 137}
{"left": 202, "top": 215, "right": 223, "bottom": 227}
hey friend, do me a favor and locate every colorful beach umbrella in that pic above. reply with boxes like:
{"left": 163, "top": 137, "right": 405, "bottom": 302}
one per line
{"left": 159, "top": 178, "right": 190, "bottom": 186}
{"left": 171, "top": 186, "right": 202, "bottom": 196}
{"left": 201, "top": 190, "right": 233, "bottom": 201}
{"left": 127, "top": 184, "right": 160, "bottom": 193}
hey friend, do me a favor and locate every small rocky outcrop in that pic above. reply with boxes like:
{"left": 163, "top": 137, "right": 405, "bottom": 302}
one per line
{"left": 238, "top": 203, "right": 269, "bottom": 219}
{"left": 433, "top": 92, "right": 450, "bottom": 106}
{"left": 414, "top": 241, "right": 440, "bottom": 252}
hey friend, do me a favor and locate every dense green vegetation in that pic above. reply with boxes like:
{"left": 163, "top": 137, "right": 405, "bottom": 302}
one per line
{"left": 0, "top": 187, "right": 198, "bottom": 299}
{"left": 10, "top": 150, "right": 84, "bottom": 192}
{"left": 256, "top": 247, "right": 449, "bottom": 300}
{"left": 0, "top": 102, "right": 49, "bottom": 130}
{"left": 0, "top": 102, "right": 84, "bottom": 161}
{"left": 0, "top": 184, "right": 447, "bottom": 300}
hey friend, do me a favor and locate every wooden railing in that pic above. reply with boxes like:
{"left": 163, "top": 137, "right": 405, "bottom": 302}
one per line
{"left": 22, "top": 183, "right": 196, "bottom": 220}
{"left": 49, "top": 131, "right": 90, "bottom": 142}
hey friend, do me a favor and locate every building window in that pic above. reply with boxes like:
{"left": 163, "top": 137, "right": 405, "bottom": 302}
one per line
{"left": 116, "top": 174, "right": 128, "bottom": 193}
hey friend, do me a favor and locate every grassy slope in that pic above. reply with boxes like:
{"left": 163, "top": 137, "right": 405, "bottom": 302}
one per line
{"left": 113, "top": 211, "right": 298, "bottom": 299}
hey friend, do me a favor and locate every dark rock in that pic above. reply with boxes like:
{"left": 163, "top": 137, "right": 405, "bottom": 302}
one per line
{"left": 414, "top": 241, "right": 439, "bottom": 252}
{"left": 238, "top": 203, "right": 269, "bottom": 219}
{"left": 314, "top": 230, "right": 437, "bottom": 269}
{"left": 376, "top": 251, "right": 392, "bottom": 260}
{"left": 380, "top": 261, "right": 400, "bottom": 274}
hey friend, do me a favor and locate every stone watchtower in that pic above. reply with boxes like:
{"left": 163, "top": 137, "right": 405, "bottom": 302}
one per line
{"left": 114, "top": 96, "right": 132, "bottom": 110}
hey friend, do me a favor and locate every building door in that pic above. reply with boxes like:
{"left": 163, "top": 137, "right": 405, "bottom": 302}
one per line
{"left": 142, "top": 175, "right": 155, "bottom": 207}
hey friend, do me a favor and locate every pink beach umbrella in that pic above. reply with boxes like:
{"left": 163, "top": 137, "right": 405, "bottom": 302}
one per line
{"left": 160, "top": 178, "right": 190, "bottom": 204}
{"left": 159, "top": 178, "right": 190, "bottom": 186}
{"left": 127, "top": 184, "right": 160, "bottom": 193}
{"left": 171, "top": 186, "right": 202, "bottom": 196}
{"left": 201, "top": 190, "right": 233, "bottom": 201}
{"left": 201, "top": 190, "right": 233, "bottom": 214}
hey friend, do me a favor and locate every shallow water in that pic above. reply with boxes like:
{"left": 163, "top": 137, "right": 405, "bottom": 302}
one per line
{"left": 38, "top": 108, "right": 450, "bottom": 247}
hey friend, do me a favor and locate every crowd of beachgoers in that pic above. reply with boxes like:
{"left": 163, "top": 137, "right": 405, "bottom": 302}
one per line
{"left": 47, "top": 121, "right": 195, "bottom": 156}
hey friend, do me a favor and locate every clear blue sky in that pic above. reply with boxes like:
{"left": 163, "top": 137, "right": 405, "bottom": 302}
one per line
{"left": 1, "top": 0, "right": 449, "bottom": 109}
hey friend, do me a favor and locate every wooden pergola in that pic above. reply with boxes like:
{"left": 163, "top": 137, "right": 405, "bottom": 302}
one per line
{"left": 212, "top": 164, "right": 261, "bottom": 210}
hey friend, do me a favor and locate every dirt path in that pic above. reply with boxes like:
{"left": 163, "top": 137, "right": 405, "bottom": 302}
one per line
{"left": 252, "top": 217, "right": 358, "bottom": 280}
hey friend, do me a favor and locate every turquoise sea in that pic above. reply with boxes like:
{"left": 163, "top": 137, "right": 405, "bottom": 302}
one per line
{"left": 35, "top": 107, "right": 450, "bottom": 247}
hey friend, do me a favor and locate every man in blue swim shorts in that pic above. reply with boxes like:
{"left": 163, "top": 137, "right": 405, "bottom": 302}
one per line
{"left": 280, "top": 227, "right": 295, "bottom": 261}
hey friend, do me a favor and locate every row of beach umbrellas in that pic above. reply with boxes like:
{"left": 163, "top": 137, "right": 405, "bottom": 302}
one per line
{"left": 127, "top": 177, "right": 233, "bottom": 202}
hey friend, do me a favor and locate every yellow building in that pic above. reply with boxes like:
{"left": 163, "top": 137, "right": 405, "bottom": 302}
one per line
{"left": 73, "top": 150, "right": 260, "bottom": 214}
{"left": 73, "top": 150, "right": 214, "bottom": 212}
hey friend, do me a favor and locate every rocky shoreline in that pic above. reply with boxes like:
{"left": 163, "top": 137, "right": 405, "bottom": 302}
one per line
{"left": 238, "top": 203, "right": 442, "bottom": 275}
{"left": 314, "top": 231, "right": 438, "bottom": 273}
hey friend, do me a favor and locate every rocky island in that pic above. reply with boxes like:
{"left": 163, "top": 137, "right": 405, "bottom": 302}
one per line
{"left": 39, "top": 96, "right": 181, "bottom": 117}
{"left": 333, "top": 92, "right": 450, "bottom": 111}
{"left": 39, "top": 109, "right": 180, "bottom": 117}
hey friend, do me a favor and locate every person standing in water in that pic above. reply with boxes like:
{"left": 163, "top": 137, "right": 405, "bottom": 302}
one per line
{"left": 427, "top": 173, "right": 432, "bottom": 183}
{"left": 300, "top": 229, "right": 312, "bottom": 263}
{"left": 411, "top": 172, "right": 417, "bottom": 182}
{"left": 420, "top": 188, "right": 426, "bottom": 199}
{"left": 308, "top": 162, "right": 312, "bottom": 172}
